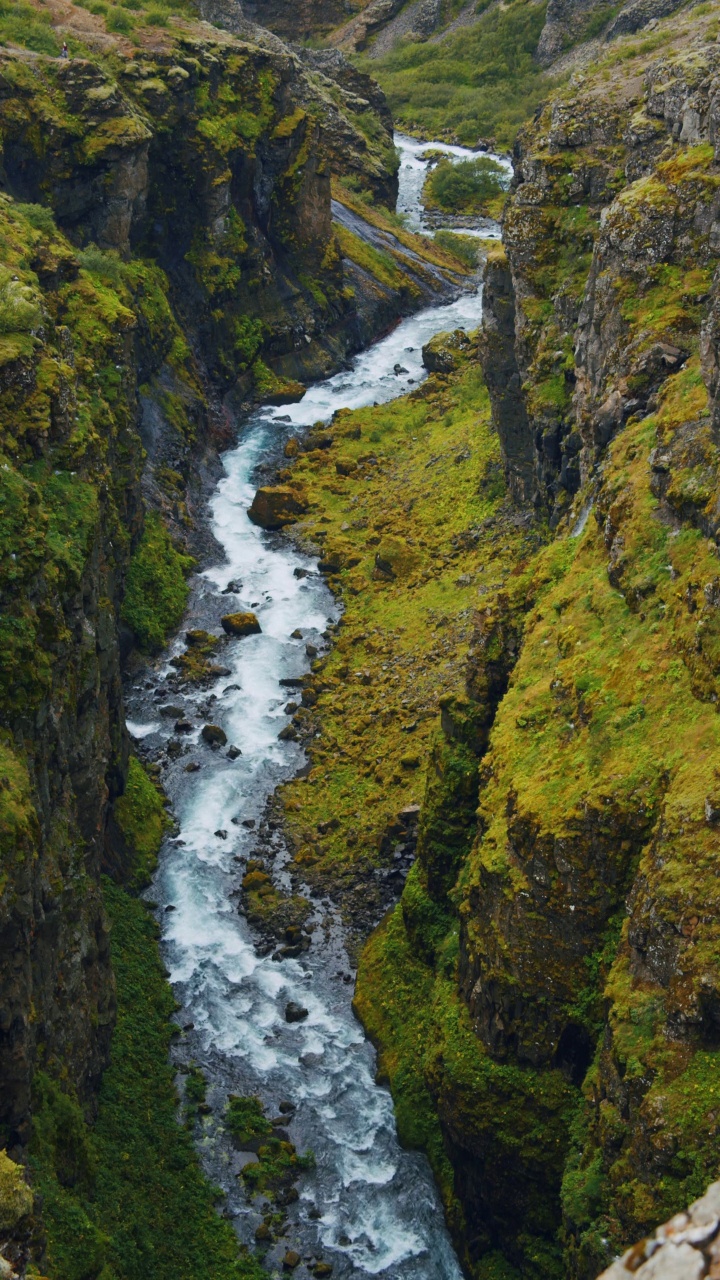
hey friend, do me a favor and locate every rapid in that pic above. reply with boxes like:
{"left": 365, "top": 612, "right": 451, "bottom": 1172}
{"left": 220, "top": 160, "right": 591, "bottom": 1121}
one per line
{"left": 124, "top": 135, "right": 494, "bottom": 1279}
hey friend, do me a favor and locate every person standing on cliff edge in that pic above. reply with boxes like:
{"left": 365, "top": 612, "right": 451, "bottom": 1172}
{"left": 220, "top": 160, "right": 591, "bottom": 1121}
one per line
{"left": 61, "top": 40, "right": 69, "bottom": 58}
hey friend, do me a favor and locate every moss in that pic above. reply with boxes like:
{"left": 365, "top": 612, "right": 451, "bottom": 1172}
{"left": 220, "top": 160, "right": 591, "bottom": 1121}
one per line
{"left": 0, "top": 1148, "right": 33, "bottom": 1232}
{"left": 0, "top": 739, "right": 38, "bottom": 896}
{"left": 225, "top": 1096, "right": 272, "bottom": 1146}
{"left": 29, "top": 882, "right": 264, "bottom": 1280}
{"left": 113, "top": 757, "right": 169, "bottom": 889}
{"left": 121, "top": 513, "right": 194, "bottom": 653}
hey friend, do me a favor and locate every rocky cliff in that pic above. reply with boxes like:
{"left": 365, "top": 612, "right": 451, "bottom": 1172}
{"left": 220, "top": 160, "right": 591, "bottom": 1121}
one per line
{"left": 426, "top": 6, "right": 720, "bottom": 1275}
{"left": 0, "top": 5, "right": 452, "bottom": 1273}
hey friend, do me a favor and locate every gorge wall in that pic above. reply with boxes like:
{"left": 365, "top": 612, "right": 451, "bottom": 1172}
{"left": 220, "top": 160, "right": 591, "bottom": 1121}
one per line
{"left": 365, "top": 7, "right": 720, "bottom": 1278}
{"left": 0, "top": 8, "right": 458, "bottom": 1274}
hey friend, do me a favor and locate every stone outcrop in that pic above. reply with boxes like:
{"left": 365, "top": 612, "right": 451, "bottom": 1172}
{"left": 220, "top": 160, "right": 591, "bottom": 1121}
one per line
{"left": 597, "top": 1183, "right": 720, "bottom": 1280}
{"left": 536, "top": 0, "right": 687, "bottom": 67}
{"left": 249, "top": 484, "right": 310, "bottom": 528}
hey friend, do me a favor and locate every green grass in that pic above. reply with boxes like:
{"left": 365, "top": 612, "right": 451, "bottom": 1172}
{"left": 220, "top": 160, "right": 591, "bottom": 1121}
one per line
{"left": 361, "top": 0, "right": 552, "bottom": 147}
{"left": 30, "top": 882, "right": 264, "bottom": 1280}
{"left": 0, "top": 0, "right": 59, "bottom": 54}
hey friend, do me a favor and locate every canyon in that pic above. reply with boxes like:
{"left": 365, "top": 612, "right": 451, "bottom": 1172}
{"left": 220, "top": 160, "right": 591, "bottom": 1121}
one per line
{"left": 1, "top": 0, "right": 720, "bottom": 1278}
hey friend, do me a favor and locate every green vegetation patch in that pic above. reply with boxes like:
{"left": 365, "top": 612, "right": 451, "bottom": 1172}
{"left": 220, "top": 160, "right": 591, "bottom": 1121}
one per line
{"left": 121, "top": 513, "right": 194, "bottom": 653}
{"left": 0, "top": 0, "right": 59, "bottom": 55}
{"left": 362, "top": 0, "right": 552, "bottom": 147}
{"left": 113, "top": 757, "right": 169, "bottom": 889}
{"left": 423, "top": 156, "right": 509, "bottom": 216}
{"left": 29, "top": 881, "right": 264, "bottom": 1280}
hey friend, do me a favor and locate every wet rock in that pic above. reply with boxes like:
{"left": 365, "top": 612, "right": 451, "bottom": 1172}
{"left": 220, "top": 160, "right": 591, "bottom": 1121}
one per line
{"left": 222, "top": 579, "right": 242, "bottom": 594}
{"left": 186, "top": 628, "right": 215, "bottom": 646}
{"left": 226, "top": 745, "right": 242, "bottom": 759}
{"left": 294, "top": 567, "right": 309, "bottom": 579}
{"left": 279, "top": 1100, "right": 296, "bottom": 1114}
{"left": 308, "top": 1205, "right": 322, "bottom": 1220}
{"left": 313, "top": 1265, "right": 333, "bottom": 1277}
{"left": 160, "top": 704, "right": 184, "bottom": 718}
{"left": 201, "top": 724, "right": 227, "bottom": 747}
{"left": 300, "top": 1052, "right": 324, "bottom": 1067}
{"left": 215, "top": 829, "right": 227, "bottom": 839}
{"left": 284, "top": 701, "right": 299, "bottom": 714}
{"left": 279, "top": 725, "right": 299, "bottom": 741}
{"left": 242, "top": 818, "right": 256, "bottom": 829}
{"left": 184, "top": 761, "right": 201, "bottom": 772}
{"left": 255, "top": 1222, "right": 272, "bottom": 1242}
{"left": 221, "top": 611, "right": 261, "bottom": 637}
{"left": 164, "top": 904, "right": 176, "bottom": 912}
{"left": 274, "top": 943, "right": 303, "bottom": 960}
{"left": 166, "top": 740, "right": 185, "bottom": 759}
{"left": 285, "top": 1001, "right": 309, "bottom": 1024}
{"left": 174, "top": 719, "right": 193, "bottom": 734}
{"left": 393, "top": 363, "right": 408, "bottom": 374}
{"left": 248, "top": 484, "right": 309, "bottom": 530}
{"left": 421, "top": 329, "right": 472, "bottom": 375}
{"left": 290, "top": 628, "right": 303, "bottom": 639}
{"left": 283, "top": 1252, "right": 301, "bottom": 1271}
{"left": 306, "top": 643, "right": 318, "bottom": 657}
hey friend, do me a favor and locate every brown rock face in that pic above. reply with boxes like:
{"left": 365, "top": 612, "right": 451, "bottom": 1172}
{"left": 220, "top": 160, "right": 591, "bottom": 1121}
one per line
{"left": 220, "top": 612, "right": 262, "bottom": 636}
{"left": 248, "top": 485, "right": 309, "bottom": 529}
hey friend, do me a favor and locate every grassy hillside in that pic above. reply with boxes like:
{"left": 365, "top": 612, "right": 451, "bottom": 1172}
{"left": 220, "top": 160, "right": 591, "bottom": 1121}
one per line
{"left": 359, "top": 0, "right": 553, "bottom": 146}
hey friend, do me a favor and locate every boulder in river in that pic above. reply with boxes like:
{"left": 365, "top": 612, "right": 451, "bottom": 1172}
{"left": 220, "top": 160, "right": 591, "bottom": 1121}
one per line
{"left": 285, "top": 1001, "right": 309, "bottom": 1022}
{"left": 221, "top": 611, "right": 261, "bottom": 637}
{"left": 283, "top": 1252, "right": 301, "bottom": 1271}
{"left": 248, "top": 484, "right": 308, "bottom": 529}
{"left": 201, "top": 723, "right": 227, "bottom": 747}
{"left": 421, "top": 328, "right": 473, "bottom": 375}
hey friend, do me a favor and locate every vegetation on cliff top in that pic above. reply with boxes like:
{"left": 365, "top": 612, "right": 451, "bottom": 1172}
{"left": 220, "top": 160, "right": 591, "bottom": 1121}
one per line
{"left": 360, "top": 0, "right": 552, "bottom": 146}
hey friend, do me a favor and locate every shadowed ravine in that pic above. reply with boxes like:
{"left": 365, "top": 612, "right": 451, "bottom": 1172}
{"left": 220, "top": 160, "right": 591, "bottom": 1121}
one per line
{"left": 124, "top": 135, "right": 492, "bottom": 1279}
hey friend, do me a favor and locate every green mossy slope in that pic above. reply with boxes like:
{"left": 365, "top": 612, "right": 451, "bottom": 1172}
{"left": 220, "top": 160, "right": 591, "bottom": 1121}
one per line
{"left": 30, "top": 880, "right": 264, "bottom": 1280}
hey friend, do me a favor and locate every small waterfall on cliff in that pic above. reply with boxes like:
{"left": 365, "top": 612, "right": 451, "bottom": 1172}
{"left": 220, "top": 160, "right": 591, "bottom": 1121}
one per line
{"left": 125, "top": 135, "right": 492, "bottom": 1279}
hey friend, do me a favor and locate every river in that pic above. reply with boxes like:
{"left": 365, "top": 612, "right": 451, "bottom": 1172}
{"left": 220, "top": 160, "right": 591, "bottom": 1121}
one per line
{"left": 124, "top": 135, "right": 492, "bottom": 1280}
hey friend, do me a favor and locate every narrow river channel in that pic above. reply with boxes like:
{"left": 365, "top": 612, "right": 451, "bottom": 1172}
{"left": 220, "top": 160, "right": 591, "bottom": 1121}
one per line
{"left": 125, "top": 135, "right": 493, "bottom": 1279}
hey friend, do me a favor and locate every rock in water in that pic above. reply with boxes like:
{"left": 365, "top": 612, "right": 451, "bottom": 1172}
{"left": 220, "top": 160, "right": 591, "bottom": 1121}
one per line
{"left": 285, "top": 1001, "right": 309, "bottom": 1023}
{"left": 221, "top": 611, "right": 261, "bottom": 636}
{"left": 248, "top": 485, "right": 309, "bottom": 529}
{"left": 421, "top": 328, "right": 472, "bottom": 374}
{"left": 201, "top": 724, "right": 227, "bottom": 746}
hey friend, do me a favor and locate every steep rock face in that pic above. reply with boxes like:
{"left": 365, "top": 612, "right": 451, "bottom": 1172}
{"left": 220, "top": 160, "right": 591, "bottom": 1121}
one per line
{"left": 242, "top": 0, "right": 359, "bottom": 41}
{"left": 536, "top": 0, "right": 687, "bottom": 67}
{"left": 465, "top": 12, "right": 720, "bottom": 1273}
{"left": 0, "top": 11, "right": 414, "bottom": 1183}
{"left": 350, "top": 9, "right": 720, "bottom": 1280}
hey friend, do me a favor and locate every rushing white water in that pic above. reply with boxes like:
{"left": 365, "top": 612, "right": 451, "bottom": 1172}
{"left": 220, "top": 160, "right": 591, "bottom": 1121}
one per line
{"left": 125, "top": 135, "right": 490, "bottom": 1279}
{"left": 396, "top": 131, "right": 512, "bottom": 238}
